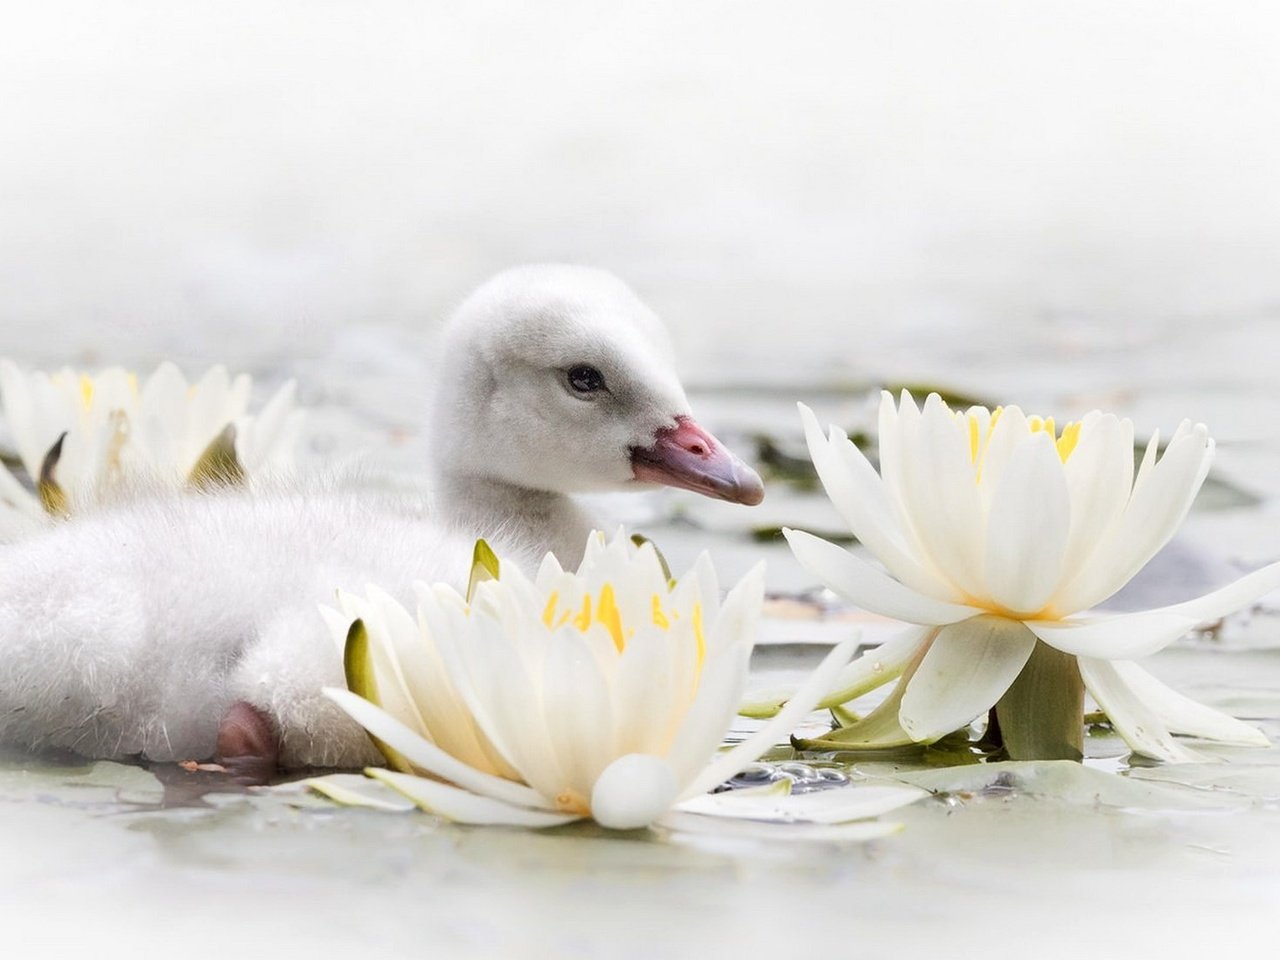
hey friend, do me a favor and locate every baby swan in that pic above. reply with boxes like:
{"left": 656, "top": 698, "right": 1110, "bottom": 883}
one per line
{"left": 0, "top": 265, "right": 763, "bottom": 777}
{"left": 429, "top": 264, "right": 763, "bottom": 565}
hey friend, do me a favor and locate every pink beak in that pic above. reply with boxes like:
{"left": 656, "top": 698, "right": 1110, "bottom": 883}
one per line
{"left": 631, "top": 416, "right": 765, "bottom": 506}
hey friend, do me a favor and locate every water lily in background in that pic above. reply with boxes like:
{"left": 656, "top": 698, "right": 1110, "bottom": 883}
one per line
{"left": 781, "top": 392, "right": 1280, "bottom": 762}
{"left": 0, "top": 360, "right": 301, "bottom": 536}
{"left": 319, "top": 532, "right": 924, "bottom": 830}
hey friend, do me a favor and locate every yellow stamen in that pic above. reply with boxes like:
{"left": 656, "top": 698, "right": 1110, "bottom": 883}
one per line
{"left": 597, "top": 584, "right": 625, "bottom": 652}
{"left": 542, "top": 591, "right": 560, "bottom": 628}
{"left": 79, "top": 375, "right": 95, "bottom": 410}
{"left": 651, "top": 595, "right": 670, "bottom": 630}
{"left": 573, "top": 594, "right": 592, "bottom": 632}
{"left": 968, "top": 415, "right": 980, "bottom": 462}
{"left": 1057, "top": 421, "right": 1082, "bottom": 462}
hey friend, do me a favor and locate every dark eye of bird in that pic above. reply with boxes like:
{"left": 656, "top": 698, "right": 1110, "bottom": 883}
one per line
{"left": 567, "top": 364, "right": 606, "bottom": 394}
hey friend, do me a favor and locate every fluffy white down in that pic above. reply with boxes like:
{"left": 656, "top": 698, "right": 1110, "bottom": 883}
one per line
{"left": 0, "top": 487, "right": 538, "bottom": 768}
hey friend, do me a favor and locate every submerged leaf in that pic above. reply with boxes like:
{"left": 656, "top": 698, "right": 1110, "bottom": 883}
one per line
{"left": 188, "top": 423, "right": 246, "bottom": 489}
{"left": 466, "top": 538, "right": 501, "bottom": 602}
{"left": 995, "top": 641, "right": 1084, "bottom": 762}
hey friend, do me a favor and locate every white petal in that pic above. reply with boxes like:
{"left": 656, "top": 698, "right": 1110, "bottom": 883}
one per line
{"left": 977, "top": 405, "right": 1030, "bottom": 500}
{"left": 676, "top": 783, "right": 927, "bottom": 824}
{"left": 1077, "top": 658, "right": 1202, "bottom": 763}
{"left": 1108, "top": 662, "right": 1269, "bottom": 747}
{"left": 983, "top": 432, "right": 1072, "bottom": 615}
{"left": 798, "top": 403, "right": 940, "bottom": 597}
{"left": 303, "top": 773, "right": 417, "bottom": 811}
{"left": 368, "top": 769, "right": 581, "bottom": 827}
{"left": 1029, "top": 561, "right": 1280, "bottom": 660}
{"left": 705, "top": 561, "right": 764, "bottom": 659}
{"left": 784, "top": 528, "right": 979, "bottom": 626}
{"left": 590, "top": 754, "right": 680, "bottom": 829}
{"left": 323, "top": 687, "right": 553, "bottom": 810}
{"left": 539, "top": 630, "right": 616, "bottom": 799}
{"left": 665, "top": 644, "right": 753, "bottom": 787}
{"left": 1058, "top": 413, "right": 1134, "bottom": 580}
{"left": 611, "top": 628, "right": 676, "bottom": 755}
{"left": 1027, "top": 611, "right": 1196, "bottom": 660}
{"left": 187, "top": 366, "right": 234, "bottom": 450}
{"left": 1055, "top": 425, "right": 1213, "bottom": 612}
{"left": 896, "top": 394, "right": 987, "bottom": 599}
{"left": 671, "top": 551, "right": 719, "bottom": 623}
{"left": 875, "top": 391, "right": 908, "bottom": 520}
{"left": 899, "top": 616, "right": 1036, "bottom": 742}
{"left": 680, "top": 633, "right": 864, "bottom": 800}
{"left": 737, "top": 632, "right": 918, "bottom": 728}
{"left": 439, "top": 619, "right": 566, "bottom": 801}
{"left": 817, "top": 624, "right": 935, "bottom": 709}
{"left": 136, "top": 361, "right": 187, "bottom": 471}
{"left": 237, "top": 380, "right": 299, "bottom": 473}
{"left": 1161, "top": 560, "right": 1280, "bottom": 623}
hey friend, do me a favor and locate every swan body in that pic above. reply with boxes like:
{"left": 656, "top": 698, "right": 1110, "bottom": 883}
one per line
{"left": 0, "top": 265, "right": 764, "bottom": 771}
{"left": 0, "top": 489, "right": 537, "bottom": 768}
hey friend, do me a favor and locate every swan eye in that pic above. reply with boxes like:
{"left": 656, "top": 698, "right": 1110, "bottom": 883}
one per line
{"left": 567, "top": 364, "right": 606, "bottom": 395}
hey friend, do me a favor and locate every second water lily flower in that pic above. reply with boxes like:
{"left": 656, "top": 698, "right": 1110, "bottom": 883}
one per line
{"left": 0, "top": 360, "right": 301, "bottom": 537}
{"left": 783, "top": 392, "right": 1280, "bottom": 762}
{"left": 322, "top": 533, "right": 922, "bottom": 830}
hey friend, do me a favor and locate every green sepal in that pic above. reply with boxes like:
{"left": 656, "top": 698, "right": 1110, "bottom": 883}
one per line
{"left": 830, "top": 703, "right": 860, "bottom": 726}
{"left": 793, "top": 676, "right": 917, "bottom": 752}
{"left": 188, "top": 423, "right": 246, "bottom": 490}
{"left": 994, "top": 640, "right": 1084, "bottom": 762}
{"left": 738, "top": 698, "right": 785, "bottom": 720}
{"left": 38, "top": 433, "right": 69, "bottom": 516}
{"left": 466, "top": 538, "right": 501, "bottom": 603}
{"left": 342, "top": 618, "right": 412, "bottom": 773}
{"left": 630, "top": 533, "right": 674, "bottom": 582}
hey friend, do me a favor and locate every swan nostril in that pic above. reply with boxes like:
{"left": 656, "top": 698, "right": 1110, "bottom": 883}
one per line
{"left": 688, "top": 443, "right": 706, "bottom": 456}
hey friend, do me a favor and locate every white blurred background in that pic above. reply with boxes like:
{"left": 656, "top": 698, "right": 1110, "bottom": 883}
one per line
{"left": 3, "top": 1, "right": 1280, "bottom": 487}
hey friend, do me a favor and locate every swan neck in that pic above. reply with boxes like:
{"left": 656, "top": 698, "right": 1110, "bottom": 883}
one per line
{"left": 433, "top": 471, "right": 593, "bottom": 568}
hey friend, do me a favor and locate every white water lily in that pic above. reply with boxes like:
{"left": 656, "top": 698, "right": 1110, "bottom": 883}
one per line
{"left": 782, "top": 392, "right": 1280, "bottom": 762}
{"left": 0, "top": 360, "right": 301, "bottom": 534}
{"left": 322, "top": 532, "right": 922, "bottom": 830}
{"left": 320, "top": 585, "right": 521, "bottom": 780}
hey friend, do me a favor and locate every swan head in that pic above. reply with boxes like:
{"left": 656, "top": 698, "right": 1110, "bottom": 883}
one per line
{"left": 430, "top": 265, "right": 763, "bottom": 505}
